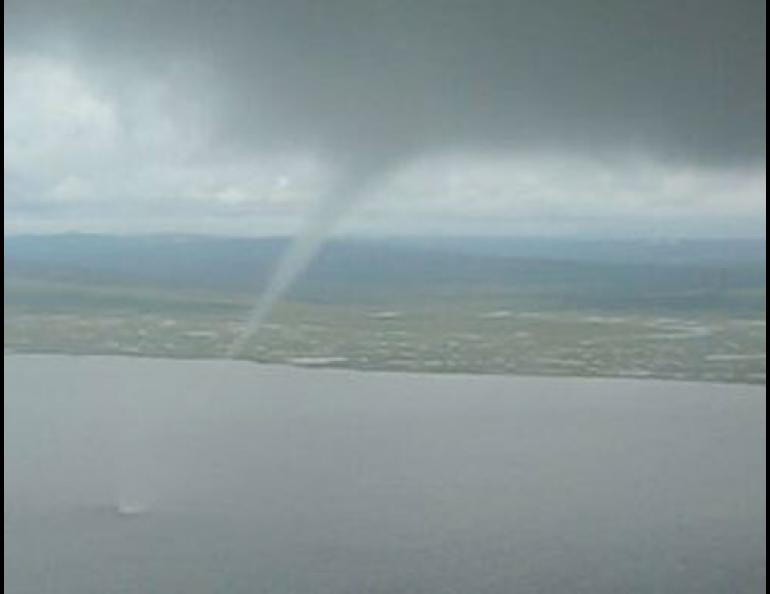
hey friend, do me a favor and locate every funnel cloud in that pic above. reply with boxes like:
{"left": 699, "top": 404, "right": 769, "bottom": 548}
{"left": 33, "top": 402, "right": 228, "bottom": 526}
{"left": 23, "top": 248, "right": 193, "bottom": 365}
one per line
{"left": 227, "top": 154, "right": 393, "bottom": 354}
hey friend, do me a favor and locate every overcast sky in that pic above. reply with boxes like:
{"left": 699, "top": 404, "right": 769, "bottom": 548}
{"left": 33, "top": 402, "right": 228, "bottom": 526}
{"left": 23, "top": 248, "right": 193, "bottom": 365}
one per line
{"left": 4, "top": 0, "right": 766, "bottom": 238}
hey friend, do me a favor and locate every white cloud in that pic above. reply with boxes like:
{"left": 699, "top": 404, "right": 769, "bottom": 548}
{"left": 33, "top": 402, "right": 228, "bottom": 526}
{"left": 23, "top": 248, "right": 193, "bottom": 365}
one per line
{"left": 4, "top": 54, "right": 766, "bottom": 238}
{"left": 48, "top": 175, "right": 96, "bottom": 202}
{"left": 346, "top": 152, "right": 766, "bottom": 236}
{"left": 5, "top": 55, "right": 118, "bottom": 175}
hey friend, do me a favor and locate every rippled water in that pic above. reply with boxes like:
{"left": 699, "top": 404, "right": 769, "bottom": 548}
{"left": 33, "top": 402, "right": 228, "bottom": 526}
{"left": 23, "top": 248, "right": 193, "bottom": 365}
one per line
{"left": 5, "top": 355, "right": 766, "bottom": 593}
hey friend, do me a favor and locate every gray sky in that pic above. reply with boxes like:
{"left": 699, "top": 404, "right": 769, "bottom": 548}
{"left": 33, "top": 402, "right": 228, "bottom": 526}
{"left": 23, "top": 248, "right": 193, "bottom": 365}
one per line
{"left": 4, "top": 0, "right": 766, "bottom": 237}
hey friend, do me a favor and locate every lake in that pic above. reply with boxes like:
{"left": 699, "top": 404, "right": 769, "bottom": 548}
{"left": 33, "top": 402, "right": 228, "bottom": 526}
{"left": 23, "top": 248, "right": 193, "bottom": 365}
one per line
{"left": 5, "top": 355, "right": 766, "bottom": 593}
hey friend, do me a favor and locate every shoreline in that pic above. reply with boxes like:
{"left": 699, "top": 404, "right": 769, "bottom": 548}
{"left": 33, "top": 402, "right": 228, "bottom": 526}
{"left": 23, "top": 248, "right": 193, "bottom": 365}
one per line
{"left": 5, "top": 350, "right": 767, "bottom": 392}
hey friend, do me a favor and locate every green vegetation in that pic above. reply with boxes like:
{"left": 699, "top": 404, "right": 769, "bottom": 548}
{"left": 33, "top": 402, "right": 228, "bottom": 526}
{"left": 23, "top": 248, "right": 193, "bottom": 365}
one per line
{"left": 4, "top": 235, "right": 766, "bottom": 384}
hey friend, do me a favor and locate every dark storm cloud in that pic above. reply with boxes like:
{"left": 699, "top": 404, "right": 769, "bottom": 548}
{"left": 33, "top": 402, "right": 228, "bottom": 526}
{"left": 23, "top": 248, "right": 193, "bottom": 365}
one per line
{"left": 5, "top": 0, "right": 766, "bottom": 168}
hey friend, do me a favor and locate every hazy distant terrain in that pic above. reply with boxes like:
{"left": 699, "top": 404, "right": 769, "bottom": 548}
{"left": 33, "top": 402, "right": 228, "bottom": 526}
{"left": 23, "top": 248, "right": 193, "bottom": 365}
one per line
{"left": 4, "top": 235, "right": 766, "bottom": 384}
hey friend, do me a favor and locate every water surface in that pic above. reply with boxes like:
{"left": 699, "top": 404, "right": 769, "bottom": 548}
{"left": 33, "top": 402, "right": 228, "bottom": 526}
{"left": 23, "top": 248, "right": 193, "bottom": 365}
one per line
{"left": 5, "top": 355, "right": 766, "bottom": 593}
